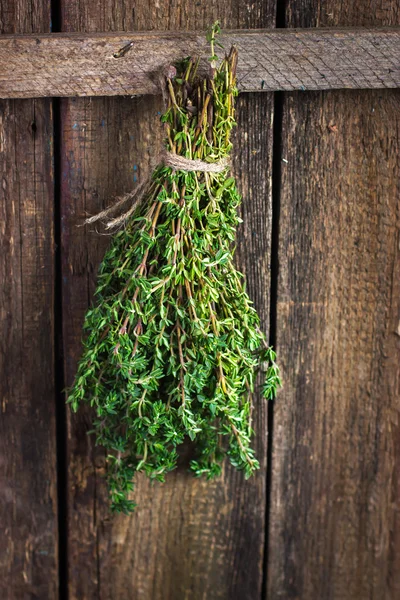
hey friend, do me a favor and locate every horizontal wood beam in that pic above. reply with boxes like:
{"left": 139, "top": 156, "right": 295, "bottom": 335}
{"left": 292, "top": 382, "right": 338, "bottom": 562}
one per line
{"left": 1, "top": 28, "right": 399, "bottom": 98}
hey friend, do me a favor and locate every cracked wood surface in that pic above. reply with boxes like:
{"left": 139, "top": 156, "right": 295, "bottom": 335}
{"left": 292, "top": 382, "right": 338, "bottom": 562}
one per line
{"left": 267, "top": 2, "right": 400, "bottom": 599}
{"left": 0, "top": 0, "right": 58, "bottom": 598}
{"left": 1, "top": 28, "right": 400, "bottom": 99}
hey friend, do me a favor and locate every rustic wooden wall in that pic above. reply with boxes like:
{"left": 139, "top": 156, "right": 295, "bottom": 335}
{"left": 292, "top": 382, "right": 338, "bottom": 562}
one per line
{"left": 0, "top": 1, "right": 399, "bottom": 599}
{"left": 0, "top": 1, "right": 58, "bottom": 599}
{"left": 267, "top": 2, "right": 400, "bottom": 599}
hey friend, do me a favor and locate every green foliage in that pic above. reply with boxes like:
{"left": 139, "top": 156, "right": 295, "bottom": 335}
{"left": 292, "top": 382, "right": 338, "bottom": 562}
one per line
{"left": 68, "top": 25, "right": 281, "bottom": 514}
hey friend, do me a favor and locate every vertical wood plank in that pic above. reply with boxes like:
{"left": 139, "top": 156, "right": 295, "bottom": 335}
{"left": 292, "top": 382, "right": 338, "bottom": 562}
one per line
{"left": 267, "top": 2, "right": 400, "bottom": 599}
{"left": 60, "top": 2, "right": 276, "bottom": 598}
{"left": 0, "top": 1, "right": 58, "bottom": 598}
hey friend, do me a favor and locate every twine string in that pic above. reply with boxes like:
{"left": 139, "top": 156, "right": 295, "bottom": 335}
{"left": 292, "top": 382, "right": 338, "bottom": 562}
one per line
{"left": 84, "top": 150, "right": 230, "bottom": 230}
{"left": 163, "top": 151, "right": 230, "bottom": 173}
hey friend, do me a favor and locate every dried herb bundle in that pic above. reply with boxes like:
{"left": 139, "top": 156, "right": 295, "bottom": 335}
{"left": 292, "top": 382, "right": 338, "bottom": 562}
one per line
{"left": 68, "top": 25, "right": 280, "bottom": 514}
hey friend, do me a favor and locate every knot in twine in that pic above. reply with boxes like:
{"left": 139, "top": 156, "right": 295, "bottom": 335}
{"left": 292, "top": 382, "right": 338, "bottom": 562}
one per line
{"left": 164, "top": 151, "right": 230, "bottom": 174}
{"left": 84, "top": 150, "right": 230, "bottom": 230}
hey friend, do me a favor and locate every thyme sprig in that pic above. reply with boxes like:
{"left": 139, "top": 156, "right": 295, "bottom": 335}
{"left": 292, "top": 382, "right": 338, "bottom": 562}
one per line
{"left": 68, "top": 23, "right": 281, "bottom": 514}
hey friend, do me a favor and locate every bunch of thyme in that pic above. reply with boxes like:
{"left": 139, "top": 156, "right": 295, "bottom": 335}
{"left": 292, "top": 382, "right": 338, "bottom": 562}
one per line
{"left": 68, "top": 24, "right": 281, "bottom": 514}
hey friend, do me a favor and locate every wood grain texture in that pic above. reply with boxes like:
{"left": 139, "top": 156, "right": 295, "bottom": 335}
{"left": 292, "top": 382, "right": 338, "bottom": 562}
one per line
{"left": 267, "top": 1, "right": 400, "bottom": 599}
{"left": 1, "top": 28, "right": 400, "bottom": 99}
{"left": 0, "top": 0, "right": 58, "bottom": 598}
{"left": 60, "top": 2, "right": 275, "bottom": 599}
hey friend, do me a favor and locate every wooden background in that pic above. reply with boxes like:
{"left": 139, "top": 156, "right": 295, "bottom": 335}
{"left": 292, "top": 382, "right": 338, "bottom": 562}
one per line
{"left": 1, "top": 0, "right": 399, "bottom": 599}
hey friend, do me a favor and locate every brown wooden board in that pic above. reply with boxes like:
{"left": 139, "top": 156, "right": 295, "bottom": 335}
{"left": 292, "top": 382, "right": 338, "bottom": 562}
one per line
{"left": 1, "top": 28, "right": 400, "bottom": 99}
{"left": 267, "top": 2, "right": 400, "bottom": 599}
{"left": 60, "top": 2, "right": 275, "bottom": 599}
{"left": 0, "top": 1, "right": 58, "bottom": 598}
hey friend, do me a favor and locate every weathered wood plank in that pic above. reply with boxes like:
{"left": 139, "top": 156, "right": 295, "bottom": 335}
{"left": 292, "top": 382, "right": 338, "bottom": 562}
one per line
{"left": 1, "top": 27, "right": 400, "bottom": 98}
{"left": 60, "top": 3, "right": 274, "bottom": 600}
{"left": 267, "top": 2, "right": 400, "bottom": 599}
{"left": 0, "top": 0, "right": 58, "bottom": 598}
